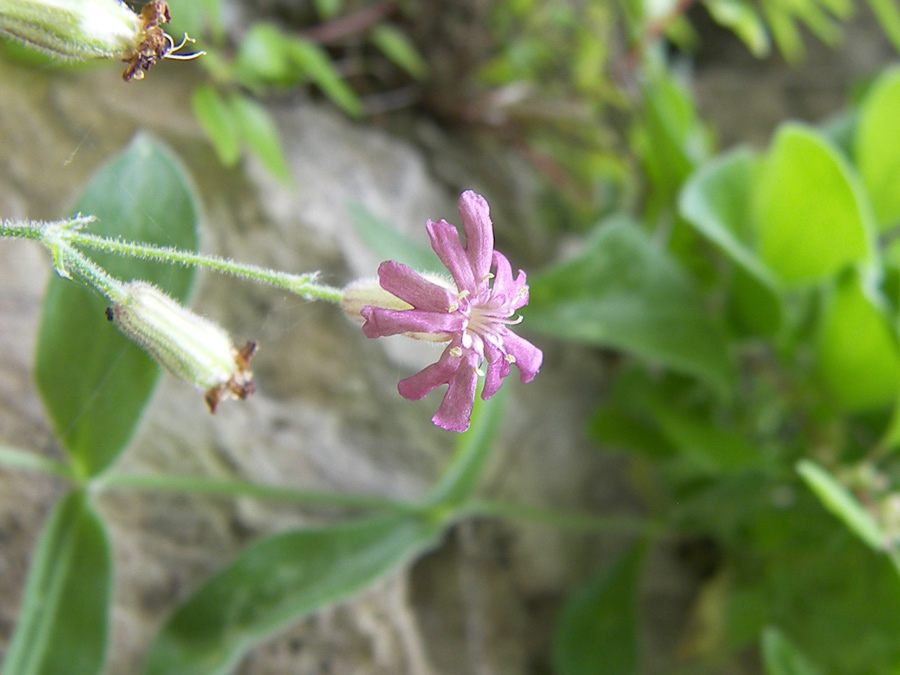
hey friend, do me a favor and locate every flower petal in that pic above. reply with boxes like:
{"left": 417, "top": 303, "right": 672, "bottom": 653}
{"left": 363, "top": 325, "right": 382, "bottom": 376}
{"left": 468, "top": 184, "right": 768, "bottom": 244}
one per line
{"left": 458, "top": 191, "right": 493, "bottom": 285}
{"left": 397, "top": 346, "right": 463, "bottom": 400}
{"left": 482, "top": 342, "right": 510, "bottom": 400}
{"left": 361, "top": 307, "right": 464, "bottom": 339}
{"left": 427, "top": 219, "right": 476, "bottom": 293}
{"left": 432, "top": 358, "right": 479, "bottom": 432}
{"left": 377, "top": 260, "right": 455, "bottom": 311}
{"left": 501, "top": 330, "right": 543, "bottom": 383}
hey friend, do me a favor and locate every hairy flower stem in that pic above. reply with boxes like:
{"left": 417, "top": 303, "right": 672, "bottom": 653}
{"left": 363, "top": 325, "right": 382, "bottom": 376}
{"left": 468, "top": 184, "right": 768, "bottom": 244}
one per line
{"left": 0, "top": 217, "right": 343, "bottom": 303}
{"left": 69, "top": 231, "right": 343, "bottom": 302}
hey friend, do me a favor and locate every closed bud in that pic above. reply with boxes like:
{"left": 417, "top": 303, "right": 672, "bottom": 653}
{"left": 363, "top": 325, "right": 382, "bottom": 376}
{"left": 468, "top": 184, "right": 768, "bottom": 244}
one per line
{"left": 341, "top": 277, "right": 411, "bottom": 324}
{"left": 108, "top": 281, "right": 257, "bottom": 413}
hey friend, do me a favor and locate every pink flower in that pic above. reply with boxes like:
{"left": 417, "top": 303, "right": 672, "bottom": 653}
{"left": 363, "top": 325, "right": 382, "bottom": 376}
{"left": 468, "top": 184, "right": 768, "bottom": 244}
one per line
{"left": 360, "top": 191, "right": 542, "bottom": 432}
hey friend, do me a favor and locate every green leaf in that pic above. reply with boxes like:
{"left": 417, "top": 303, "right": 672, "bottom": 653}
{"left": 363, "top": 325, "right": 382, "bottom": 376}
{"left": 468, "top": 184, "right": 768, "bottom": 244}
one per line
{"left": 232, "top": 23, "right": 293, "bottom": 87}
{"left": 755, "top": 124, "right": 874, "bottom": 287}
{"left": 346, "top": 200, "right": 441, "bottom": 273}
{"left": 762, "top": 626, "right": 822, "bottom": 675}
{"left": 589, "top": 401, "right": 678, "bottom": 460}
{"left": 527, "top": 216, "right": 735, "bottom": 396}
{"left": 706, "top": 0, "right": 770, "bottom": 57}
{"left": 192, "top": 85, "right": 241, "bottom": 167}
{"left": 313, "top": 0, "right": 343, "bottom": 20}
{"left": 552, "top": 545, "right": 643, "bottom": 675}
{"left": 865, "top": 0, "right": 900, "bottom": 53}
{"left": 651, "top": 405, "right": 761, "bottom": 473}
{"left": 856, "top": 67, "right": 900, "bottom": 229}
{"left": 229, "top": 94, "right": 291, "bottom": 184}
{"left": 634, "top": 65, "right": 711, "bottom": 222}
{"left": 144, "top": 515, "right": 442, "bottom": 675}
{"left": 761, "top": 1, "right": 803, "bottom": 61}
{"left": 369, "top": 24, "right": 428, "bottom": 80}
{"left": 796, "top": 459, "right": 884, "bottom": 551}
{"left": 816, "top": 271, "right": 900, "bottom": 412}
{"left": 2, "top": 491, "right": 111, "bottom": 675}
{"left": 286, "top": 39, "right": 364, "bottom": 118}
{"left": 35, "top": 134, "right": 199, "bottom": 479}
{"left": 679, "top": 148, "right": 782, "bottom": 334}
{"left": 680, "top": 148, "right": 768, "bottom": 282}
{"left": 426, "top": 382, "right": 509, "bottom": 508}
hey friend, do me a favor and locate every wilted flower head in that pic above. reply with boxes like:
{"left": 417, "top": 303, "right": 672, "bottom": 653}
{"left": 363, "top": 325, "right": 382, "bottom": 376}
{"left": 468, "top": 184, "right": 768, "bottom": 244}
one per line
{"left": 0, "top": 0, "right": 202, "bottom": 81}
{"left": 356, "top": 190, "right": 542, "bottom": 432}
{"left": 108, "top": 281, "right": 256, "bottom": 413}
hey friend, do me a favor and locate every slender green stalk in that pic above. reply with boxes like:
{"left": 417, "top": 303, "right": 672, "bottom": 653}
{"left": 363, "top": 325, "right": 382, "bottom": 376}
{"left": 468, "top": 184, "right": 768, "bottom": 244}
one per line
{"left": 56, "top": 243, "right": 127, "bottom": 301}
{"left": 0, "top": 217, "right": 343, "bottom": 303}
{"left": 93, "top": 472, "right": 427, "bottom": 515}
{"left": 0, "top": 444, "right": 75, "bottom": 481}
{"left": 0, "top": 218, "right": 53, "bottom": 241}
{"left": 68, "top": 232, "right": 344, "bottom": 303}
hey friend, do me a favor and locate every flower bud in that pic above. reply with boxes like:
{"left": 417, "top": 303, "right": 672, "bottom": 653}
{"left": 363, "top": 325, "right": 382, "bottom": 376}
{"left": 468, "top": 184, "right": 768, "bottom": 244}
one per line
{"left": 108, "top": 281, "right": 257, "bottom": 413}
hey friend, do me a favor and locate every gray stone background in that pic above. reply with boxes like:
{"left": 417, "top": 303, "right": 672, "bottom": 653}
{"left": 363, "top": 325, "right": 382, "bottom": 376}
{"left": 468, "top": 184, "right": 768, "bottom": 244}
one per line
{"left": 0, "top": 2, "right": 895, "bottom": 673}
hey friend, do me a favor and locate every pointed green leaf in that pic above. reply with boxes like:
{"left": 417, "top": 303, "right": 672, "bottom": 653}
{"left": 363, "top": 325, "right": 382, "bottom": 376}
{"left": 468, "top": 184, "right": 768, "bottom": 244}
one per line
{"left": 286, "top": 39, "right": 364, "bottom": 118}
{"left": 755, "top": 124, "right": 874, "bottom": 286}
{"left": 816, "top": 272, "right": 900, "bottom": 412}
{"left": 553, "top": 545, "right": 643, "bottom": 675}
{"left": 527, "top": 216, "right": 734, "bottom": 395}
{"left": 232, "top": 23, "right": 293, "bottom": 86}
{"left": 192, "top": 85, "right": 241, "bottom": 166}
{"left": 762, "top": 626, "right": 822, "bottom": 675}
{"left": 680, "top": 148, "right": 781, "bottom": 334}
{"left": 230, "top": 94, "right": 291, "bottom": 184}
{"left": 797, "top": 459, "right": 884, "bottom": 551}
{"left": 369, "top": 24, "right": 428, "bottom": 80}
{"left": 856, "top": 67, "right": 900, "bottom": 229}
{"left": 35, "top": 134, "right": 200, "bottom": 478}
{"left": 706, "top": 0, "right": 770, "bottom": 57}
{"left": 144, "top": 515, "right": 442, "bottom": 675}
{"left": 3, "top": 491, "right": 111, "bottom": 675}
{"left": 865, "top": 0, "right": 900, "bottom": 53}
{"left": 313, "top": 0, "right": 343, "bottom": 20}
{"left": 761, "top": 2, "right": 803, "bottom": 61}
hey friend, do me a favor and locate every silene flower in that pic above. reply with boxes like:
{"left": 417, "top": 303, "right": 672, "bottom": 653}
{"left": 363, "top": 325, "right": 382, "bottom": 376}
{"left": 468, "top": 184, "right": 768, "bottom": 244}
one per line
{"left": 348, "top": 190, "right": 543, "bottom": 432}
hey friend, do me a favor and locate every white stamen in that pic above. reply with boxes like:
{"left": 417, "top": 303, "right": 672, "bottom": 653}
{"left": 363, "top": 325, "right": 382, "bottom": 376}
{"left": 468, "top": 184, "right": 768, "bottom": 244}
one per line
{"left": 164, "top": 32, "right": 205, "bottom": 60}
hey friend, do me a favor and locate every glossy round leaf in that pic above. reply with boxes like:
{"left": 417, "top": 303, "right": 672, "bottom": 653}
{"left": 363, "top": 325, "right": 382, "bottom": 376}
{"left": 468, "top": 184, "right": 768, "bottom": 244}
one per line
{"left": 755, "top": 124, "right": 874, "bottom": 286}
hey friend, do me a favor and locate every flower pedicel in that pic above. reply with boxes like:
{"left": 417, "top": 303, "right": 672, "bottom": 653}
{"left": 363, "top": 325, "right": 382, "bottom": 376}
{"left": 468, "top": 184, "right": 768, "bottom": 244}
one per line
{"left": 351, "top": 191, "right": 543, "bottom": 432}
